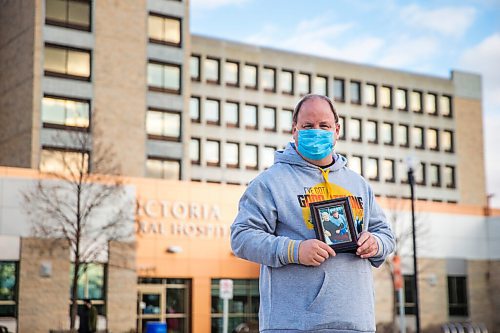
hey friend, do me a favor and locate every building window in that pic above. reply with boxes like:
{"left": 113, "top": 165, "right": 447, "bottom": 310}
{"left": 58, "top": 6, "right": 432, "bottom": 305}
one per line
{"left": 350, "top": 155, "right": 362, "bottom": 176}
{"left": 334, "top": 78, "right": 345, "bottom": 102}
{"left": 42, "top": 96, "right": 90, "bottom": 130}
{"left": 244, "top": 144, "right": 258, "bottom": 170}
{"left": 427, "top": 128, "right": 439, "bottom": 151}
{"left": 444, "top": 165, "right": 456, "bottom": 189}
{"left": 381, "top": 86, "right": 392, "bottom": 109}
{"left": 205, "top": 57, "right": 220, "bottom": 84}
{"left": 349, "top": 118, "right": 362, "bottom": 142}
{"left": 281, "top": 70, "right": 293, "bottom": 95}
{"left": 225, "top": 142, "right": 239, "bottom": 168}
{"left": 205, "top": 140, "right": 221, "bottom": 167}
{"left": 430, "top": 164, "right": 441, "bottom": 187}
{"left": 190, "top": 96, "right": 200, "bottom": 123}
{"left": 350, "top": 81, "right": 361, "bottom": 104}
{"left": 396, "top": 88, "right": 407, "bottom": 111}
{"left": 146, "top": 110, "right": 181, "bottom": 141}
{"left": 366, "top": 120, "right": 378, "bottom": 144}
{"left": 45, "top": 0, "right": 91, "bottom": 31}
{"left": 399, "top": 159, "right": 409, "bottom": 184}
{"left": 398, "top": 124, "right": 409, "bottom": 148}
{"left": 413, "top": 126, "right": 425, "bottom": 149}
{"left": 365, "top": 83, "right": 377, "bottom": 107}
{"left": 396, "top": 275, "right": 416, "bottom": 315}
{"left": 147, "top": 61, "right": 181, "bottom": 94}
{"left": 190, "top": 138, "right": 200, "bottom": 165}
{"left": 205, "top": 99, "right": 220, "bottom": 125}
{"left": 448, "top": 276, "right": 468, "bottom": 316}
{"left": 211, "top": 279, "right": 259, "bottom": 333}
{"left": 0, "top": 261, "right": 18, "bottom": 317}
{"left": 224, "top": 101, "right": 239, "bottom": 128}
{"left": 262, "top": 106, "right": 276, "bottom": 132}
{"left": 313, "top": 76, "right": 328, "bottom": 95}
{"left": 262, "top": 146, "right": 276, "bottom": 169}
{"left": 442, "top": 130, "right": 454, "bottom": 153}
{"left": 381, "top": 122, "right": 393, "bottom": 145}
{"left": 441, "top": 95, "right": 452, "bottom": 117}
{"left": 411, "top": 90, "right": 423, "bottom": 113}
{"left": 366, "top": 157, "right": 379, "bottom": 181}
{"left": 426, "top": 93, "right": 438, "bottom": 115}
{"left": 280, "top": 109, "right": 293, "bottom": 134}
{"left": 190, "top": 55, "right": 200, "bottom": 81}
{"left": 243, "top": 104, "right": 258, "bottom": 130}
{"left": 415, "top": 162, "right": 426, "bottom": 186}
{"left": 297, "top": 73, "right": 311, "bottom": 96}
{"left": 224, "top": 61, "right": 239, "bottom": 87}
{"left": 383, "top": 159, "right": 395, "bottom": 183}
{"left": 338, "top": 116, "right": 346, "bottom": 140}
{"left": 146, "top": 158, "right": 180, "bottom": 179}
{"left": 148, "top": 14, "right": 181, "bottom": 47}
{"left": 40, "top": 148, "right": 89, "bottom": 174}
{"left": 262, "top": 67, "right": 276, "bottom": 92}
{"left": 44, "top": 44, "right": 91, "bottom": 80}
{"left": 243, "top": 64, "right": 258, "bottom": 89}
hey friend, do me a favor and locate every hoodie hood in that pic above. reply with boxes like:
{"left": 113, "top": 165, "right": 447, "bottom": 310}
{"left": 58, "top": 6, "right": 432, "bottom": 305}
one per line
{"left": 274, "top": 142, "right": 347, "bottom": 172}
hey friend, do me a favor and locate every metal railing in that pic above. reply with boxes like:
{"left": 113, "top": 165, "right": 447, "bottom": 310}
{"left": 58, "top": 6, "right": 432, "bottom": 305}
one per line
{"left": 442, "top": 322, "right": 488, "bottom": 333}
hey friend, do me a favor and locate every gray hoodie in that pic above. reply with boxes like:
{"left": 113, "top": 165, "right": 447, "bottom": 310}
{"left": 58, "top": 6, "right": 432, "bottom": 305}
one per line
{"left": 231, "top": 143, "right": 395, "bottom": 332}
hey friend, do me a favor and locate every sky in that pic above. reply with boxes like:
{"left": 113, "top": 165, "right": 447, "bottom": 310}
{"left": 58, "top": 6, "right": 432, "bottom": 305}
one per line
{"left": 190, "top": 0, "right": 500, "bottom": 208}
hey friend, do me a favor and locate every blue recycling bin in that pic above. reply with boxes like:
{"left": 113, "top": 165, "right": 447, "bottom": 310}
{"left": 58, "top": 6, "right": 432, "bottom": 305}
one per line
{"left": 145, "top": 322, "right": 167, "bottom": 333}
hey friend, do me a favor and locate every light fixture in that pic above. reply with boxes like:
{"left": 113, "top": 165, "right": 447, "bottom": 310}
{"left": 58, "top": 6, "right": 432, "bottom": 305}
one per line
{"left": 166, "top": 245, "right": 183, "bottom": 254}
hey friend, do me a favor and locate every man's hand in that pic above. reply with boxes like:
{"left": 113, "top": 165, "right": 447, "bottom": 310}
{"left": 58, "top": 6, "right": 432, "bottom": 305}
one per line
{"left": 298, "top": 239, "right": 335, "bottom": 266}
{"left": 356, "top": 232, "right": 379, "bottom": 259}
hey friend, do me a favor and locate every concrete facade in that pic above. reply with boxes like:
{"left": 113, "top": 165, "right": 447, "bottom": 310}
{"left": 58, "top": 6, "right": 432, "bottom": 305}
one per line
{"left": 18, "top": 238, "right": 70, "bottom": 333}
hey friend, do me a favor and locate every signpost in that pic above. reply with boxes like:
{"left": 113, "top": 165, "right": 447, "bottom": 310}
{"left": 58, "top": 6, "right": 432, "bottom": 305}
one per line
{"left": 219, "top": 279, "right": 233, "bottom": 333}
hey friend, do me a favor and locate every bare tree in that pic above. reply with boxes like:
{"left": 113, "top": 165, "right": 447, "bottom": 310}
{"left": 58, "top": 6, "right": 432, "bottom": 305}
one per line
{"left": 382, "top": 196, "right": 430, "bottom": 333}
{"left": 23, "top": 128, "right": 133, "bottom": 330}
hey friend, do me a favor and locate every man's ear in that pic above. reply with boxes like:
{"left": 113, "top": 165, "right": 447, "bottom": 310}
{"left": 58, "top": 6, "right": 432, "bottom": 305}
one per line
{"left": 292, "top": 123, "right": 297, "bottom": 135}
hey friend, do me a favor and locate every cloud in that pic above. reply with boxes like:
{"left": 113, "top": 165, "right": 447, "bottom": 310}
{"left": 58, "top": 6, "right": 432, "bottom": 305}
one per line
{"left": 376, "top": 35, "right": 440, "bottom": 69}
{"left": 190, "top": 0, "right": 248, "bottom": 10}
{"left": 459, "top": 33, "right": 500, "bottom": 112}
{"left": 400, "top": 4, "right": 477, "bottom": 38}
{"left": 244, "top": 17, "right": 384, "bottom": 63}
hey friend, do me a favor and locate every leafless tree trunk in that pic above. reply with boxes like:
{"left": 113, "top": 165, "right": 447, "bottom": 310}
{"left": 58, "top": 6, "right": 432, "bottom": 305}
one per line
{"left": 23, "top": 128, "right": 133, "bottom": 329}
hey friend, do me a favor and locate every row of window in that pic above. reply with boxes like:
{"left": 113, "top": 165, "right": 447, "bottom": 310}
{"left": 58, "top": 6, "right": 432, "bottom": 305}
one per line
{"left": 346, "top": 155, "right": 456, "bottom": 189}
{"left": 45, "top": 0, "right": 183, "bottom": 49}
{"left": 400, "top": 275, "right": 468, "bottom": 317}
{"left": 190, "top": 55, "right": 453, "bottom": 117}
{"left": 190, "top": 139, "right": 277, "bottom": 171}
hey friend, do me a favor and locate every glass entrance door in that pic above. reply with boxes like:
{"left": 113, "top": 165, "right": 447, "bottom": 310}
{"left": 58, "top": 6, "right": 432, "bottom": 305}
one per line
{"left": 137, "top": 278, "right": 191, "bottom": 333}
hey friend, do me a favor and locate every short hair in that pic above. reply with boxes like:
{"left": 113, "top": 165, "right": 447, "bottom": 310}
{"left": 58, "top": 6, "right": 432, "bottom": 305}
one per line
{"left": 292, "top": 94, "right": 339, "bottom": 125}
{"left": 83, "top": 298, "right": 92, "bottom": 305}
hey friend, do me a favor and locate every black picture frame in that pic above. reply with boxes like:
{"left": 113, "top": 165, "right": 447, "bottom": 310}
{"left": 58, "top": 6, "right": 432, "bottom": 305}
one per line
{"left": 309, "top": 197, "right": 359, "bottom": 253}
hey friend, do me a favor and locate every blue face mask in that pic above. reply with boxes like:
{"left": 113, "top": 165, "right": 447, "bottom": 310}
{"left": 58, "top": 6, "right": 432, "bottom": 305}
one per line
{"left": 297, "top": 129, "right": 335, "bottom": 160}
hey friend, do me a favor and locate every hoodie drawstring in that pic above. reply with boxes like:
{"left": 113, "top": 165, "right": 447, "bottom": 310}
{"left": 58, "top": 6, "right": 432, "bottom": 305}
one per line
{"left": 320, "top": 168, "right": 334, "bottom": 199}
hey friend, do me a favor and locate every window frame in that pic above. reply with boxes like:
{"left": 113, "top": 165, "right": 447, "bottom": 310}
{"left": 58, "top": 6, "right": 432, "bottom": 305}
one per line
{"left": 350, "top": 80, "right": 361, "bottom": 105}
{"left": 147, "top": 60, "right": 182, "bottom": 94}
{"left": 333, "top": 77, "right": 345, "bottom": 103}
{"left": 383, "top": 159, "right": 396, "bottom": 183}
{"left": 262, "top": 66, "right": 277, "bottom": 93}
{"left": 243, "top": 63, "right": 259, "bottom": 90}
{"left": 396, "top": 88, "right": 408, "bottom": 111}
{"left": 224, "top": 60, "right": 240, "bottom": 87}
{"left": 225, "top": 141, "right": 240, "bottom": 169}
{"left": 42, "top": 94, "right": 91, "bottom": 132}
{"left": 243, "top": 104, "right": 258, "bottom": 131}
{"left": 190, "top": 137, "right": 201, "bottom": 165}
{"left": 381, "top": 85, "right": 393, "bottom": 109}
{"left": 146, "top": 157, "right": 181, "bottom": 180}
{"left": 204, "top": 98, "right": 221, "bottom": 126}
{"left": 190, "top": 54, "right": 201, "bottom": 82}
{"left": 146, "top": 108, "right": 182, "bottom": 142}
{"left": 280, "top": 69, "right": 294, "bottom": 95}
{"left": 40, "top": 146, "right": 91, "bottom": 174}
{"left": 366, "top": 119, "right": 378, "bottom": 144}
{"left": 365, "top": 83, "right": 377, "bottom": 107}
{"left": 224, "top": 100, "right": 240, "bottom": 128}
{"left": 350, "top": 117, "right": 362, "bottom": 142}
{"left": 262, "top": 105, "right": 277, "bottom": 132}
{"left": 44, "top": 43, "right": 92, "bottom": 81}
{"left": 205, "top": 57, "right": 220, "bottom": 85}
{"left": 297, "top": 72, "right": 311, "bottom": 96}
{"left": 147, "top": 13, "right": 182, "bottom": 47}
{"left": 205, "top": 139, "right": 221, "bottom": 167}
{"left": 45, "top": 0, "right": 92, "bottom": 32}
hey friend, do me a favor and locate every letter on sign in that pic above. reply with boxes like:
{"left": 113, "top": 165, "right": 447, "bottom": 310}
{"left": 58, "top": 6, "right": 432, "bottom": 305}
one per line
{"left": 219, "top": 279, "right": 233, "bottom": 300}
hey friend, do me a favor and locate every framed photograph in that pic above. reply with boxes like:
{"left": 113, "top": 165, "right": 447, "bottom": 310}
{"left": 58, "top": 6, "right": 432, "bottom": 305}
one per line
{"left": 309, "top": 197, "right": 359, "bottom": 253}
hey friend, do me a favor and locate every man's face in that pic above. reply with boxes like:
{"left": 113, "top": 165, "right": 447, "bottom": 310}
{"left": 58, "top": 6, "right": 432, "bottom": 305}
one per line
{"left": 333, "top": 211, "right": 339, "bottom": 218}
{"left": 292, "top": 98, "right": 339, "bottom": 147}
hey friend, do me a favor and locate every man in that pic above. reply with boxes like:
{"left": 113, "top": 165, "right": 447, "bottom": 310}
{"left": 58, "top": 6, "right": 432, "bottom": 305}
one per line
{"left": 79, "top": 299, "right": 97, "bottom": 333}
{"left": 231, "top": 94, "right": 395, "bottom": 333}
{"left": 323, "top": 208, "right": 349, "bottom": 244}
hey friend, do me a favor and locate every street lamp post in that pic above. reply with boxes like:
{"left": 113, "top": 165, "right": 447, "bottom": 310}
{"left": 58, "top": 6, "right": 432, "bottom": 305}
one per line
{"left": 406, "top": 158, "right": 421, "bottom": 333}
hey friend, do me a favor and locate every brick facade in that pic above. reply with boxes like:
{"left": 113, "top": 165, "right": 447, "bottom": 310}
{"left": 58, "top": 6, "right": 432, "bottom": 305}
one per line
{"left": 106, "top": 241, "right": 137, "bottom": 333}
{"left": 18, "top": 238, "right": 70, "bottom": 333}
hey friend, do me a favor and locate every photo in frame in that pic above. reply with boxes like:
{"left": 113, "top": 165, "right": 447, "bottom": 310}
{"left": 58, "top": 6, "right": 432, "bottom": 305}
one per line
{"left": 309, "top": 197, "right": 359, "bottom": 253}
